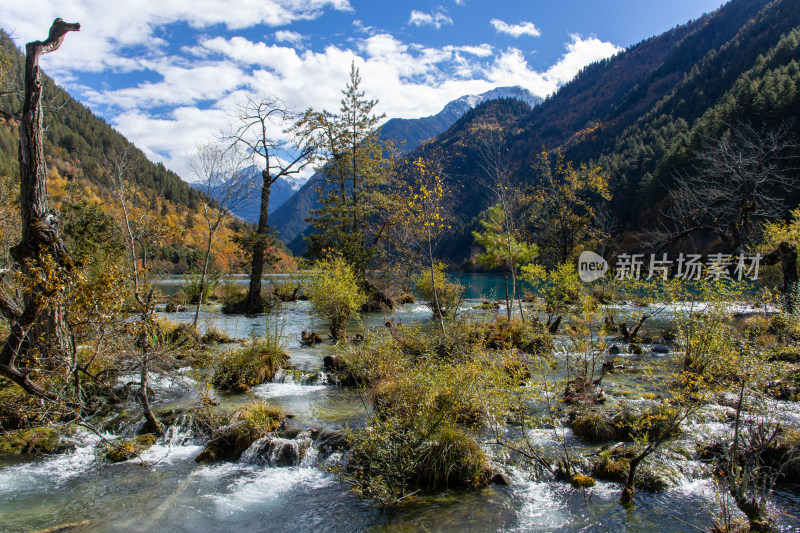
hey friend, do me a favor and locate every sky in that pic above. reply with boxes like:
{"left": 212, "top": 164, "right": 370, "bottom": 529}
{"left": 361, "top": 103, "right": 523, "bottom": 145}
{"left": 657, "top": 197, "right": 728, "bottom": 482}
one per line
{"left": 1, "top": 0, "right": 726, "bottom": 182}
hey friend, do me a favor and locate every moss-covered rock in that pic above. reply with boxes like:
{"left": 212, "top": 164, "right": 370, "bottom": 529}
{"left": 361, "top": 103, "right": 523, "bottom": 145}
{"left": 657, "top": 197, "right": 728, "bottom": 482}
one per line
{"left": 103, "top": 433, "right": 158, "bottom": 463}
{"left": 592, "top": 455, "right": 629, "bottom": 483}
{"left": 0, "top": 426, "right": 76, "bottom": 455}
{"left": 571, "top": 474, "right": 596, "bottom": 488}
{"left": 195, "top": 401, "right": 285, "bottom": 463}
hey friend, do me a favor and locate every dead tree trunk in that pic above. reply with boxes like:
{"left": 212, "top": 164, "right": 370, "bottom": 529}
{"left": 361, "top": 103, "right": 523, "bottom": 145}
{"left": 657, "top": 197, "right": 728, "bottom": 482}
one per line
{"left": 764, "top": 242, "right": 798, "bottom": 314}
{"left": 0, "top": 19, "right": 79, "bottom": 401}
{"left": 245, "top": 169, "right": 272, "bottom": 314}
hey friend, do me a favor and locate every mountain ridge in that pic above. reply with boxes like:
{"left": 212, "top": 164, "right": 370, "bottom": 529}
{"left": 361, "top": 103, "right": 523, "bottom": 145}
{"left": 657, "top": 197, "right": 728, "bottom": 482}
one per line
{"left": 271, "top": 85, "right": 541, "bottom": 249}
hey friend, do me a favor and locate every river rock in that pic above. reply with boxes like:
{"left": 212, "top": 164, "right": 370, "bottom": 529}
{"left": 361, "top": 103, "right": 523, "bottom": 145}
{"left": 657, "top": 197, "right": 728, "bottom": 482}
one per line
{"left": 104, "top": 433, "right": 157, "bottom": 463}
{"left": 0, "top": 426, "right": 76, "bottom": 455}
{"left": 490, "top": 471, "right": 510, "bottom": 485}
{"left": 315, "top": 428, "right": 348, "bottom": 454}
{"left": 195, "top": 420, "right": 256, "bottom": 463}
{"left": 651, "top": 344, "right": 669, "bottom": 354}
{"left": 300, "top": 331, "right": 323, "bottom": 346}
{"left": 240, "top": 436, "right": 306, "bottom": 467}
{"left": 323, "top": 355, "right": 347, "bottom": 372}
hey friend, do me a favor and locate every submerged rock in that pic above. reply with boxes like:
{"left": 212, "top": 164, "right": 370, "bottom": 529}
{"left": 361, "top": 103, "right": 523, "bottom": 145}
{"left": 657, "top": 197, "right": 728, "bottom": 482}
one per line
{"left": 315, "top": 428, "right": 348, "bottom": 455}
{"left": 300, "top": 331, "right": 323, "bottom": 346}
{"left": 32, "top": 520, "right": 91, "bottom": 533}
{"left": 104, "top": 433, "right": 157, "bottom": 463}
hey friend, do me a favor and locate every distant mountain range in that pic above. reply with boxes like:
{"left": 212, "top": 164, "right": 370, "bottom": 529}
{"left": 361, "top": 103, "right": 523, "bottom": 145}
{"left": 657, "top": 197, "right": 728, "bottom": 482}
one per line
{"left": 189, "top": 165, "right": 301, "bottom": 222}
{"left": 271, "top": 86, "right": 541, "bottom": 250}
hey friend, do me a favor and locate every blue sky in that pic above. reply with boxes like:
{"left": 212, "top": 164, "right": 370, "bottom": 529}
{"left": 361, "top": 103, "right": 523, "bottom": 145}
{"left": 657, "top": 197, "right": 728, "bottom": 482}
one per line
{"left": 1, "top": 0, "right": 725, "bottom": 181}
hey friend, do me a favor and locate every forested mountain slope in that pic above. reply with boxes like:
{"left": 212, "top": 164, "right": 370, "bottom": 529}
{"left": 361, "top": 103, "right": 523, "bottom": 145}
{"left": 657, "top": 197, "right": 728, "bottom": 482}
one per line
{"left": 0, "top": 30, "right": 294, "bottom": 272}
{"left": 409, "top": 0, "right": 800, "bottom": 263}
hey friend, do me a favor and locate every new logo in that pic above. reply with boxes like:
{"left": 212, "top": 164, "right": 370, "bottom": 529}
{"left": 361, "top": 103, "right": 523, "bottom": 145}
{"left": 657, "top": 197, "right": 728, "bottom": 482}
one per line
{"left": 578, "top": 251, "right": 608, "bottom": 282}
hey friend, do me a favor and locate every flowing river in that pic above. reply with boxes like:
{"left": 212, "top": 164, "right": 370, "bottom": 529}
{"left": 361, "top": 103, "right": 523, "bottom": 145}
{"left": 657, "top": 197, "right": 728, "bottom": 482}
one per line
{"left": 1, "top": 276, "right": 799, "bottom": 532}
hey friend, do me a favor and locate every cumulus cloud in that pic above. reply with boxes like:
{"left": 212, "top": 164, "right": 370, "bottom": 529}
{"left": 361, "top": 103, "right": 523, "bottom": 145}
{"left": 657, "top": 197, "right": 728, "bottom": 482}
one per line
{"left": 0, "top": 2, "right": 620, "bottom": 182}
{"left": 101, "top": 32, "right": 618, "bottom": 179}
{"left": 408, "top": 10, "right": 454, "bottom": 29}
{"left": 0, "top": 0, "right": 352, "bottom": 73}
{"left": 274, "top": 30, "right": 306, "bottom": 46}
{"left": 490, "top": 19, "right": 541, "bottom": 38}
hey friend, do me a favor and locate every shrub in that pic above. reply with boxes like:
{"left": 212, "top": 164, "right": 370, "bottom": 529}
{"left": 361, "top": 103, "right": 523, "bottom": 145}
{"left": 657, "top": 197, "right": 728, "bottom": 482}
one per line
{"left": 306, "top": 258, "right": 366, "bottom": 341}
{"left": 219, "top": 278, "right": 246, "bottom": 307}
{"left": 740, "top": 315, "right": 771, "bottom": 338}
{"left": 195, "top": 400, "right": 285, "bottom": 462}
{"left": 572, "top": 411, "right": 618, "bottom": 443}
{"left": 471, "top": 317, "right": 553, "bottom": 355}
{"left": 210, "top": 339, "right": 288, "bottom": 393}
{"left": 343, "top": 419, "right": 492, "bottom": 504}
{"left": 272, "top": 279, "right": 303, "bottom": 301}
{"left": 592, "top": 453, "right": 629, "bottom": 483}
{"left": 234, "top": 399, "right": 285, "bottom": 432}
{"left": 413, "top": 262, "right": 465, "bottom": 319}
{"left": 201, "top": 327, "right": 235, "bottom": 344}
{"left": 181, "top": 268, "right": 220, "bottom": 304}
{"left": 337, "top": 328, "right": 514, "bottom": 504}
{"left": 416, "top": 425, "right": 491, "bottom": 489}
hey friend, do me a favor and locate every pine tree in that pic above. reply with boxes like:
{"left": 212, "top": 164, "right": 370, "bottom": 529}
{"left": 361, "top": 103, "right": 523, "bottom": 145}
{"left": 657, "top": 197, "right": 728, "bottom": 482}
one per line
{"left": 304, "top": 63, "right": 394, "bottom": 278}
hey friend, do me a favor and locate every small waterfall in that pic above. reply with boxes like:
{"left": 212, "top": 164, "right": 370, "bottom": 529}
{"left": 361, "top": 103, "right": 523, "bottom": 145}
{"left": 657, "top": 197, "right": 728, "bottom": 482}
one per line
{"left": 239, "top": 433, "right": 313, "bottom": 467}
{"left": 271, "top": 369, "right": 329, "bottom": 386}
{"left": 160, "top": 414, "right": 200, "bottom": 446}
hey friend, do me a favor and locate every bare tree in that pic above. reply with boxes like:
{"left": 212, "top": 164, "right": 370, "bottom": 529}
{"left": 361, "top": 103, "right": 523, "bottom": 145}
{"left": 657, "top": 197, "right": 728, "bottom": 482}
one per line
{"left": 0, "top": 18, "right": 79, "bottom": 402}
{"left": 226, "top": 96, "right": 316, "bottom": 314}
{"left": 105, "top": 147, "right": 183, "bottom": 434}
{"left": 643, "top": 122, "right": 800, "bottom": 311}
{"left": 477, "top": 133, "right": 536, "bottom": 322}
{"left": 190, "top": 142, "right": 250, "bottom": 326}
{"left": 651, "top": 123, "right": 800, "bottom": 251}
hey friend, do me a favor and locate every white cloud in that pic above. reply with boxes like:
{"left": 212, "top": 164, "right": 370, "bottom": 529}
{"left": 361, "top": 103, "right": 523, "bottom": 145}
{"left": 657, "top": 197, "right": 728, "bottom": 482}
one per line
{"left": 0, "top": 0, "right": 352, "bottom": 74}
{"left": 490, "top": 19, "right": 541, "bottom": 38}
{"left": 274, "top": 30, "right": 306, "bottom": 46}
{"left": 0, "top": 2, "right": 619, "bottom": 182}
{"left": 99, "top": 32, "right": 620, "bottom": 180}
{"left": 408, "top": 10, "right": 454, "bottom": 29}
{"left": 544, "top": 34, "right": 621, "bottom": 83}
{"left": 444, "top": 44, "right": 494, "bottom": 57}
{"left": 487, "top": 35, "right": 621, "bottom": 94}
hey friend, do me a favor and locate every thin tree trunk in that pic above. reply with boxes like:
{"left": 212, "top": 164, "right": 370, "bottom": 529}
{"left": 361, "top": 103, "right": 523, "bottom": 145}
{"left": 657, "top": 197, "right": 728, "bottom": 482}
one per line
{"left": 503, "top": 271, "right": 511, "bottom": 320}
{"left": 193, "top": 229, "right": 214, "bottom": 326}
{"left": 428, "top": 234, "right": 445, "bottom": 334}
{"left": 768, "top": 242, "right": 798, "bottom": 314}
{"left": 246, "top": 170, "right": 272, "bottom": 314}
{"left": 138, "top": 338, "right": 162, "bottom": 435}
